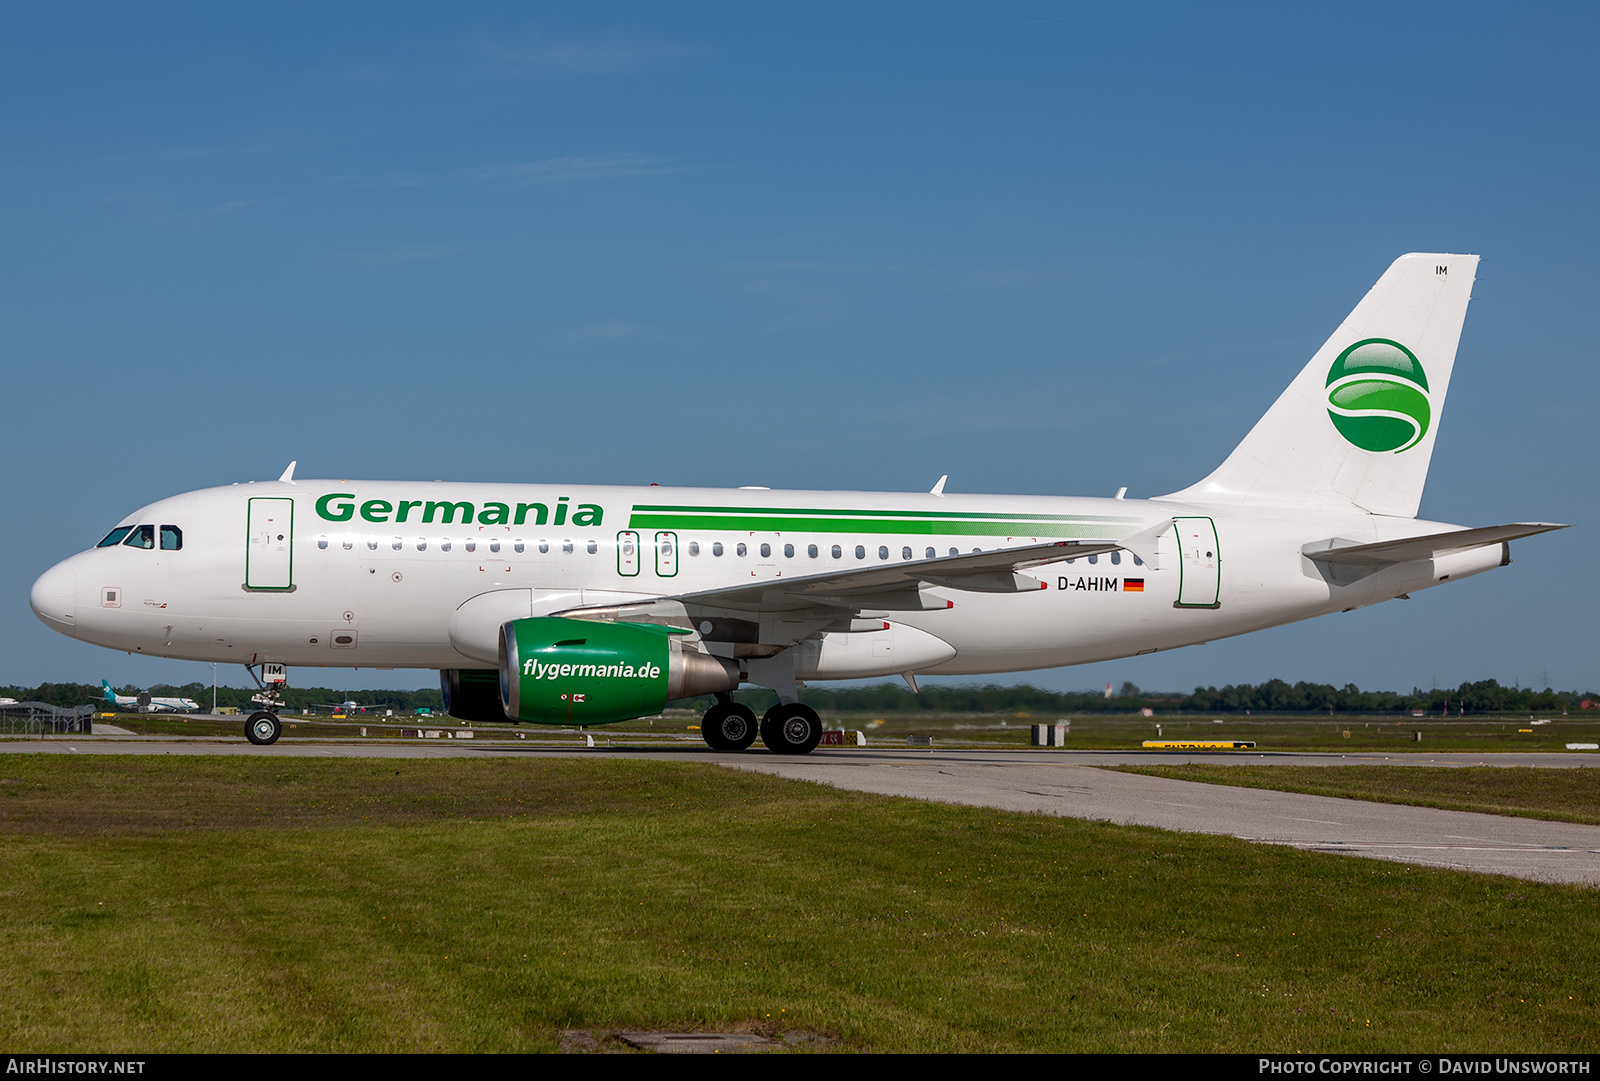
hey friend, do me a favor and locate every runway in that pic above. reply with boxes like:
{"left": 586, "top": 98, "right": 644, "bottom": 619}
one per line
{"left": 4, "top": 738, "right": 1598, "bottom": 886}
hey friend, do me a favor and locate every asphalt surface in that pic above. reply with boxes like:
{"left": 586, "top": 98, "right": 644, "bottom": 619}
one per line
{"left": 5, "top": 737, "right": 1598, "bottom": 886}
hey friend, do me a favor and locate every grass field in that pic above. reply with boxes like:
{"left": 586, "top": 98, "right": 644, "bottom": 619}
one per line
{"left": 1112, "top": 764, "right": 1600, "bottom": 826}
{"left": 0, "top": 755, "right": 1594, "bottom": 1053}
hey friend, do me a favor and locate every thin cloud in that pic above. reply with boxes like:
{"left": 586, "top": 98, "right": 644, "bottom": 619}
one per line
{"left": 472, "top": 29, "right": 695, "bottom": 76}
{"left": 461, "top": 154, "right": 683, "bottom": 184}
{"left": 327, "top": 246, "right": 467, "bottom": 273}
{"left": 718, "top": 258, "right": 1109, "bottom": 293}
{"left": 332, "top": 153, "right": 685, "bottom": 189}
{"left": 554, "top": 320, "right": 693, "bottom": 346}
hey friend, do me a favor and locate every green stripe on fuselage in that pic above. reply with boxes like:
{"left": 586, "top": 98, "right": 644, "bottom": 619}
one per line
{"left": 631, "top": 504, "right": 1138, "bottom": 523}
{"left": 627, "top": 506, "right": 1138, "bottom": 537}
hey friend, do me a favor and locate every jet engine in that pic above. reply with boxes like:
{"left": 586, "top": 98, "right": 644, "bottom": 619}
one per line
{"left": 498, "top": 616, "right": 740, "bottom": 725}
{"left": 440, "top": 667, "right": 506, "bottom": 724}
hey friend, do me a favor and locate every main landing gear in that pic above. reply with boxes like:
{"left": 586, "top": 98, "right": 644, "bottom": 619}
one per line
{"left": 760, "top": 702, "right": 823, "bottom": 755}
{"left": 700, "top": 698, "right": 758, "bottom": 751}
{"left": 698, "top": 697, "right": 822, "bottom": 755}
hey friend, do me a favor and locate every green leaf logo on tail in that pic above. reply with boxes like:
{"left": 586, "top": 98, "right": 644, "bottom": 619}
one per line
{"left": 1325, "top": 339, "right": 1430, "bottom": 453}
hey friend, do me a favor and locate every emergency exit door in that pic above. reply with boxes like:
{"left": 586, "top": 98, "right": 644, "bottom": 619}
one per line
{"left": 1173, "top": 516, "right": 1220, "bottom": 608}
{"left": 246, "top": 498, "right": 295, "bottom": 590}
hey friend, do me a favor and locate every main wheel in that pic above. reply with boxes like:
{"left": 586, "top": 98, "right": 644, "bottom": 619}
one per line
{"left": 701, "top": 702, "right": 759, "bottom": 751}
{"left": 245, "top": 711, "right": 282, "bottom": 746}
{"left": 759, "top": 703, "right": 823, "bottom": 756}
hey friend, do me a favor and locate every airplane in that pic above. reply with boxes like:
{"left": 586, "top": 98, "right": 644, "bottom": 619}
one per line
{"left": 100, "top": 679, "right": 200, "bottom": 713}
{"left": 308, "top": 699, "right": 377, "bottom": 714}
{"left": 30, "top": 253, "right": 1563, "bottom": 752}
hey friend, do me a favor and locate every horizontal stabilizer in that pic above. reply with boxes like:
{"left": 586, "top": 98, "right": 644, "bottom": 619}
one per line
{"left": 1305, "top": 522, "right": 1567, "bottom": 568}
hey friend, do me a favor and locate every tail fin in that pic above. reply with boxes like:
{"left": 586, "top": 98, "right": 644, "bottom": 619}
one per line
{"left": 102, "top": 680, "right": 115, "bottom": 702}
{"left": 1163, "top": 253, "right": 1478, "bottom": 518}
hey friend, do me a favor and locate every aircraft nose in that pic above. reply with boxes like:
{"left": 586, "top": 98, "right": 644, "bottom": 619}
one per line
{"left": 30, "top": 560, "right": 77, "bottom": 638}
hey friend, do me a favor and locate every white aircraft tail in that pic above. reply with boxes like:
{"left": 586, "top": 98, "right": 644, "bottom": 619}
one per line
{"left": 1163, "top": 253, "right": 1478, "bottom": 518}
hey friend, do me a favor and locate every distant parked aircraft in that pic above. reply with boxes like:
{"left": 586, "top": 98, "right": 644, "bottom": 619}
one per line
{"left": 101, "top": 680, "right": 200, "bottom": 713}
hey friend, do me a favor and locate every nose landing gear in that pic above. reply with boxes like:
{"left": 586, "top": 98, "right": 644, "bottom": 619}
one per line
{"left": 245, "top": 711, "right": 282, "bottom": 745}
{"left": 242, "top": 662, "right": 287, "bottom": 746}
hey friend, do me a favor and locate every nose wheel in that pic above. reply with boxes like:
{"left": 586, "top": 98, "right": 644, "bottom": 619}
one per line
{"left": 245, "top": 711, "right": 282, "bottom": 745}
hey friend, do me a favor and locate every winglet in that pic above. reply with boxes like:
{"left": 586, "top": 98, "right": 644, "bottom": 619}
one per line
{"left": 930, "top": 475, "right": 948, "bottom": 497}
{"left": 278, "top": 461, "right": 297, "bottom": 483}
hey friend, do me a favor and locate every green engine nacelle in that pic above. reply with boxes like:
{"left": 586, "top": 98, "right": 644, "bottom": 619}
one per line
{"left": 498, "top": 616, "right": 740, "bottom": 726}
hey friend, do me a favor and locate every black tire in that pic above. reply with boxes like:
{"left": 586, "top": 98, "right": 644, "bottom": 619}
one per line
{"left": 245, "top": 711, "right": 281, "bottom": 746}
{"left": 759, "top": 703, "right": 823, "bottom": 756}
{"left": 702, "top": 702, "right": 759, "bottom": 751}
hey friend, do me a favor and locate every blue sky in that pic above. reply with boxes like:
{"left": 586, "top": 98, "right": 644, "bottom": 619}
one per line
{"left": 4, "top": 3, "right": 1595, "bottom": 695}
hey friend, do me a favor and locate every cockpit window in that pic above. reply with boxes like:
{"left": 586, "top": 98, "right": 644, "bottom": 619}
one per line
{"left": 121, "top": 525, "right": 156, "bottom": 549}
{"left": 97, "top": 526, "right": 134, "bottom": 548}
{"left": 160, "top": 525, "right": 182, "bottom": 551}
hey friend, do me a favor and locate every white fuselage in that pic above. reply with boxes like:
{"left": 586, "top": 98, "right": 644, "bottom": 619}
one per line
{"left": 30, "top": 479, "right": 1501, "bottom": 682}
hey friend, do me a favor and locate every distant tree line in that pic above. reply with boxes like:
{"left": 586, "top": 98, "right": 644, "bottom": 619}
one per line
{"left": 2, "top": 682, "right": 445, "bottom": 714}
{"left": 3, "top": 677, "right": 1589, "bottom": 717}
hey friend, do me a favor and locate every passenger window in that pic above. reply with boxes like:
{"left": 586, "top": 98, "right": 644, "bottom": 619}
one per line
{"left": 586, "top": 541, "right": 597, "bottom": 554}
{"left": 689, "top": 541, "right": 700, "bottom": 556}
{"left": 515, "top": 540, "right": 526, "bottom": 554}
{"left": 855, "top": 545, "right": 865, "bottom": 559}
{"left": 949, "top": 548, "right": 958, "bottom": 557}
{"left": 441, "top": 538, "right": 452, "bottom": 552}
{"left": 924, "top": 547, "right": 934, "bottom": 559}
{"left": 416, "top": 538, "right": 427, "bottom": 551}
{"left": 1110, "top": 551, "right": 1121, "bottom": 565}
{"left": 160, "top": 526, "right": 182, "bottom": 551}
{"left": 713, "top": 542, "right": 724, "bottom": 556}
{"left": 878, "top": 546, "right": 889, "bottom": 560}
{"left": 465, "top": 539, "right": 476, "bottom": 553}
{"left": 760, "top": 543, "right": 771, "bottom": 558}
{"left": 342, "top": 538, "right": 353, "bottom": 551}
{"left": 122, "top": 525, "right": 155, "bottom": 549}
{"left": 539, "top": 540, "right": 549, "bottom": 554}
{"left": 808, "top": 544, "right": 818, "bottom": 558}
{"left": 902, "top": 546, "right": 912, "bottom": 560}
{"left": 1133, "top": 555, "right": 1143, "bottom": 566}
{"left": 367, "top": 538, "right": 378, "bottom": 551}
{"left": 317, "top": 536, "right": 329, "bottom": 550}
{"left": 737, "top": 543, "right": 747, "bottom": 557}
{"left": 831, "top": 544, "right": 841, "bottom": 559}
{"left": 563, "top": 540, "right": 574, "bottom": 553}
{"left": 1087, "top": 554, "right": 1098, "bottom": 564}
{"left": 97, "top": 526, "right": 134, "bottom": 548}
{"left": 783, "top": 544, "right": 794, "bottom": 558}
{"left": 392, "top": 537, "right": 403, "bottom": 551}
{"left": 489, "top": 538, "right": 500, "bottom": 553}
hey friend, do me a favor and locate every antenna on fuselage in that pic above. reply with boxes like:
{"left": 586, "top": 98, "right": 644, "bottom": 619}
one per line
{"left": 930, "top": 475, "right": 948, "bottom": 497}
{"left": 278, "top": 461, "right": 297, "bottom": 483}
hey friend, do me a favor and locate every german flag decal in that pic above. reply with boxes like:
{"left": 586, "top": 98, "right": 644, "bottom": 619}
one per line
{"left": 1123, "top": 578, "right": 1145, "bottom": 593}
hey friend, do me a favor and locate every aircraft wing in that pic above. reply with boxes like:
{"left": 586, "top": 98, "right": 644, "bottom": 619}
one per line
{"left": 561, "top": 539, "right": 1127, "bottom": 623}
{"left": 1305, "top": 523, "right": 1567, "bottom": 569}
